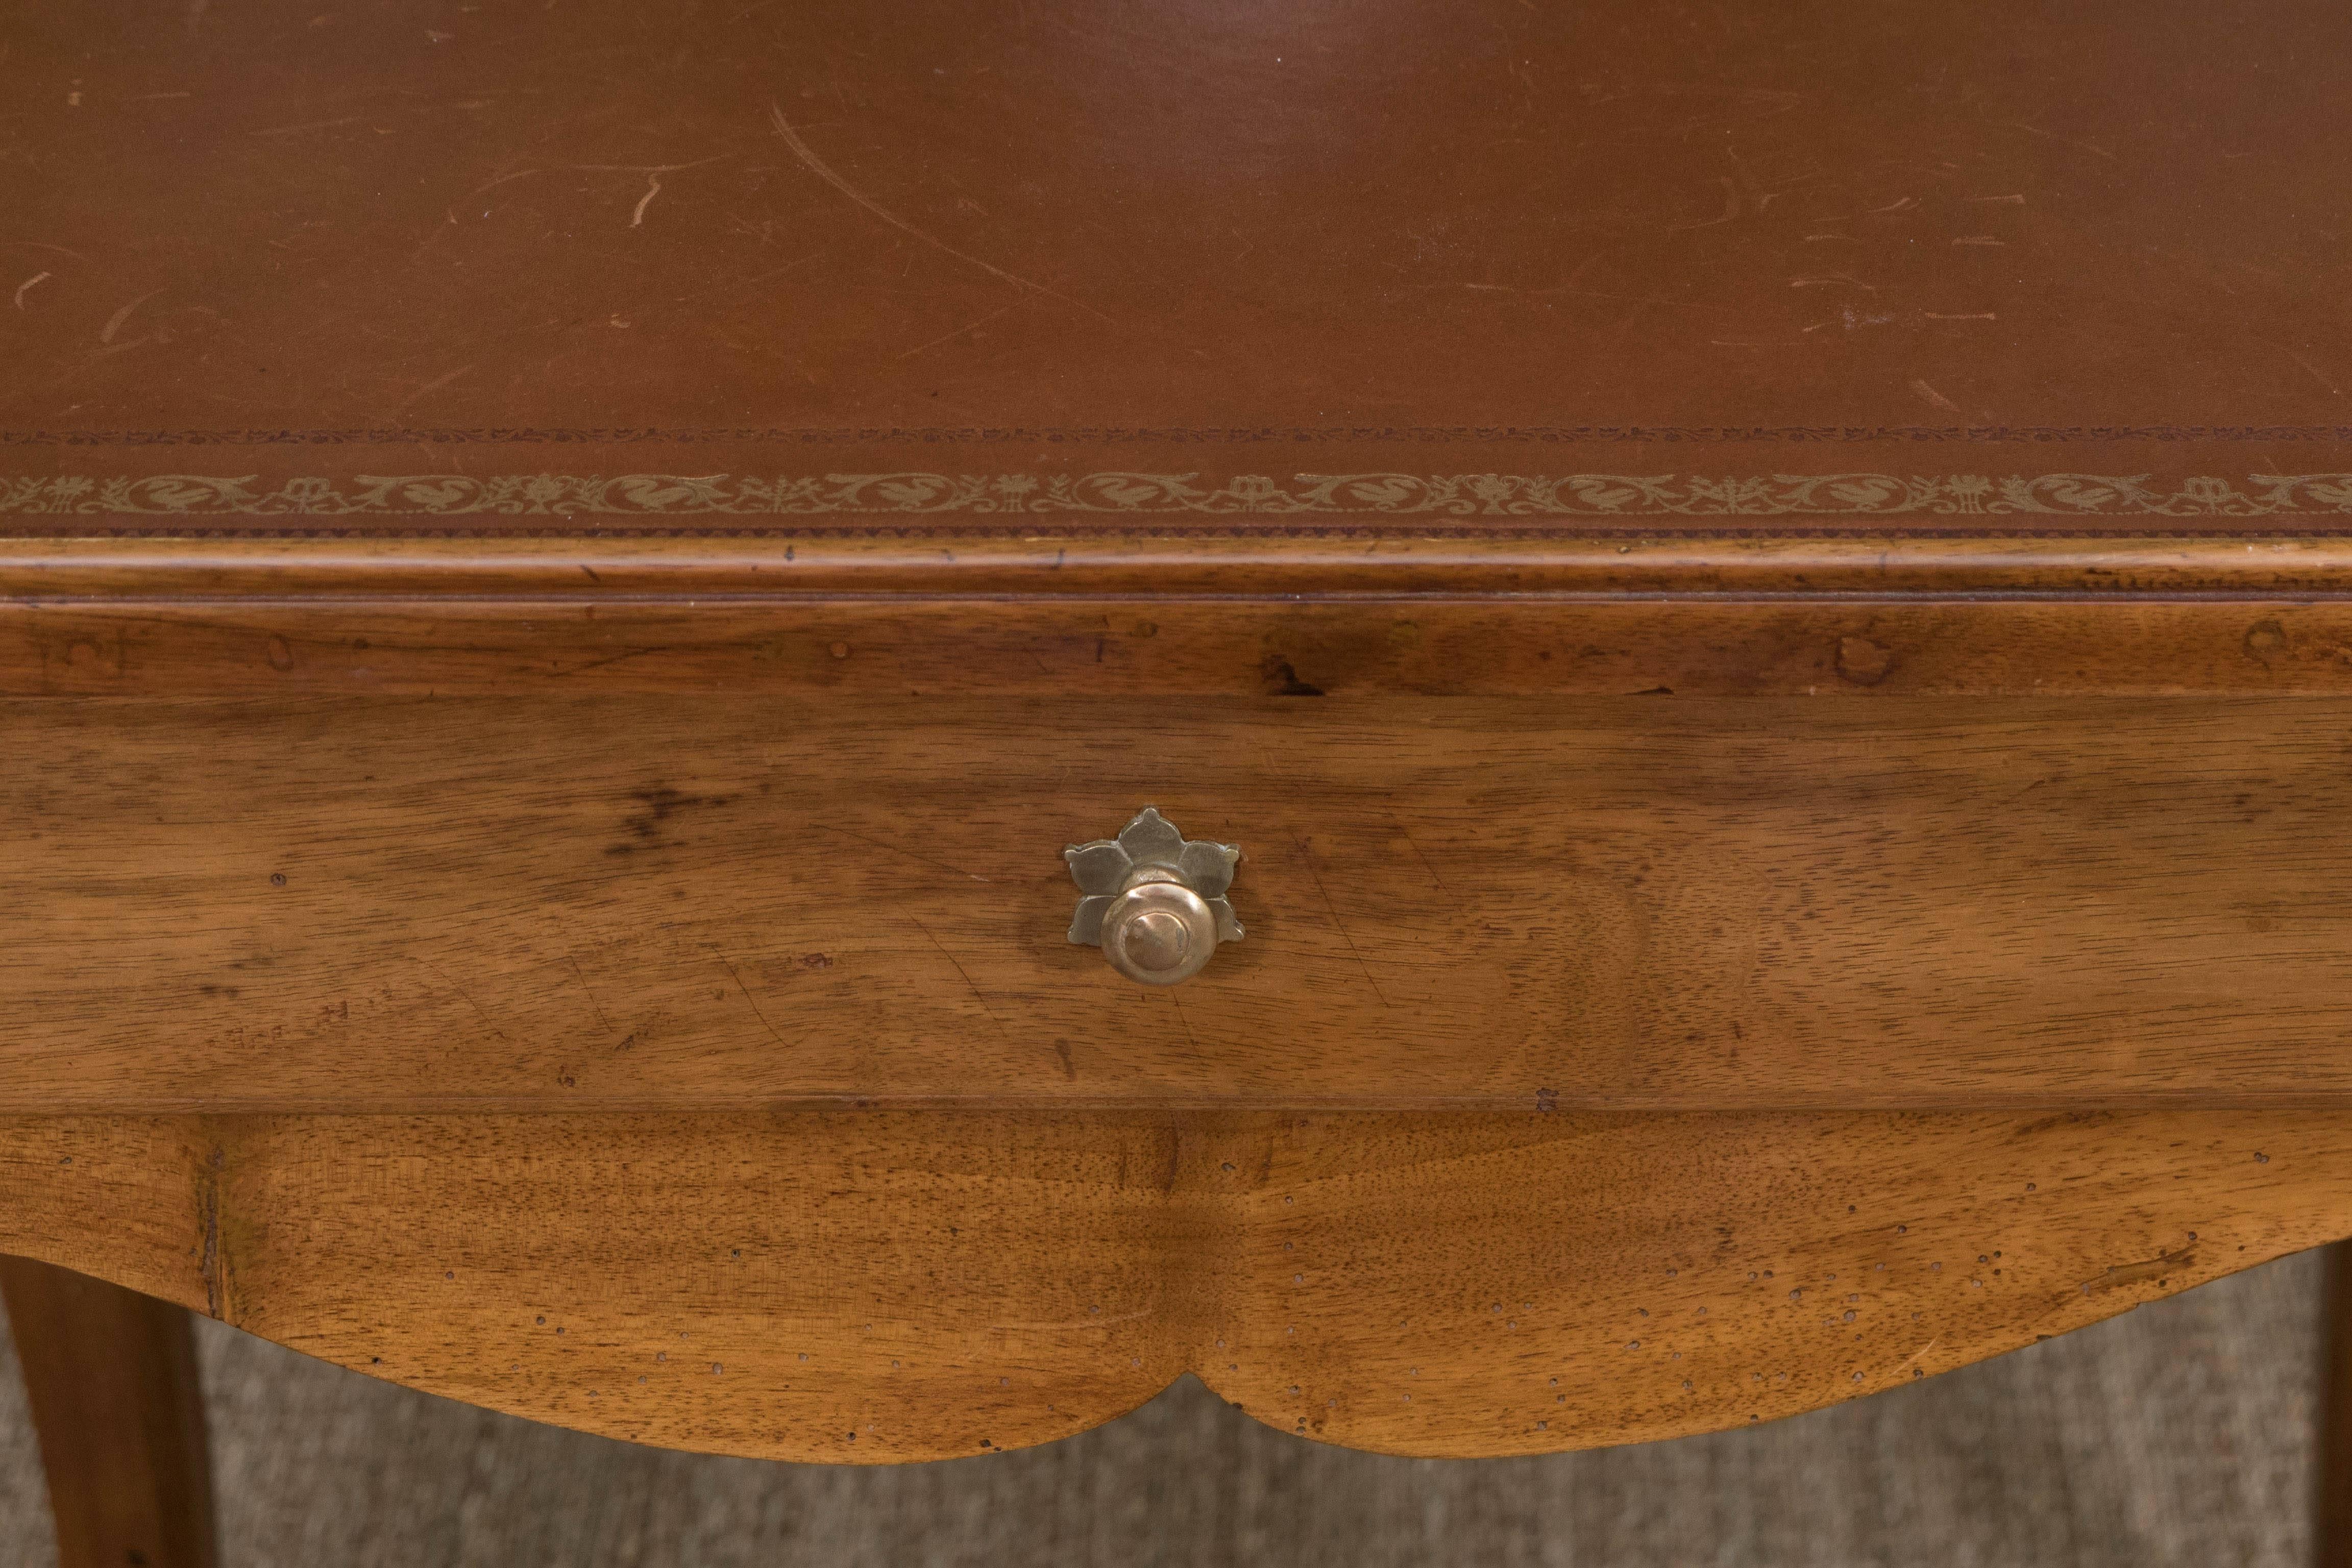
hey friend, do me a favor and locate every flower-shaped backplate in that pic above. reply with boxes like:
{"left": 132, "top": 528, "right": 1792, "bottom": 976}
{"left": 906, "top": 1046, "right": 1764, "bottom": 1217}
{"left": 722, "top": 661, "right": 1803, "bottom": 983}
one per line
{"left": 1065, "top": 807, "right": 1244, "bottom": 946}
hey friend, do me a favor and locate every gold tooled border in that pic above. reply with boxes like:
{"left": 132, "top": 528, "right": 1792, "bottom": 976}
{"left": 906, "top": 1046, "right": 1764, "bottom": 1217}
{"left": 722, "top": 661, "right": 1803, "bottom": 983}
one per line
{"left": 6, "top": 472, "right": 2352, "bottom": 520}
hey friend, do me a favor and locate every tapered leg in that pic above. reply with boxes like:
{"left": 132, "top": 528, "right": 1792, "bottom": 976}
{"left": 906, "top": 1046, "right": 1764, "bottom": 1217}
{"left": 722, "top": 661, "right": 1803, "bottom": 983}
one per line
{"left": 2324, "top": 1243, "right": 2352, "bottom": 1568}
{"left": 0, "top": 1257, "right": 217, "bottom": 1568}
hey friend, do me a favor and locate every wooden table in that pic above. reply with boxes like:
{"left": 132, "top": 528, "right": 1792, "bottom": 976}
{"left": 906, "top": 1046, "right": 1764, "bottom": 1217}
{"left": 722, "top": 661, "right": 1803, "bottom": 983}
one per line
{"left": 6, "top": 0, "right": 2352, "bottom": 1561}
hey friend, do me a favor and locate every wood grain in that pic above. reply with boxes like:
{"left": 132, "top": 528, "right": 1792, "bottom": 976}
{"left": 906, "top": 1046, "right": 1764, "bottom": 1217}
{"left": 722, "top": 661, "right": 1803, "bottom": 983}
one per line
{"left": 8, "top": 536, "right": 2352, "bottom": 701}
{"left": 0, "top": 1108, "right": 2340, "bottom": 1461}
{"left": 9, "top": 533, "right": 2352, "bottom": 597}
{"left": 3, "top": 533, "right": 2348, "bottom": 1463}
{"left": 18, "top": 598, "right": 2352, "bottom": 699}
{"left": 4, "top": 694, "right": 2352, "bottom": 1110}
{"left": 0, "top": 1255, "right": 217, "bottom": 1568}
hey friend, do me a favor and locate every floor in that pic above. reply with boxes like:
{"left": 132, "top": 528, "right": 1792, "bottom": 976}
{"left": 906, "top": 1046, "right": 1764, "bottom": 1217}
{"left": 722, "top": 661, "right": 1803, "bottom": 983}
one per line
{"left": 0, "top": 1249, "right": 2324, "bottom": 1567}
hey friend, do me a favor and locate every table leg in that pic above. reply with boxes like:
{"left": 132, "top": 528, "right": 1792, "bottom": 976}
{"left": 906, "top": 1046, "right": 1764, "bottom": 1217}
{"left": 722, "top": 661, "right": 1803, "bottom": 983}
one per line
{"left": 0, "top": 1256, "right": 217, "bottom": 1568}
{"left": 2324, "top": 1243, "right": 2352, "bottom": 1568}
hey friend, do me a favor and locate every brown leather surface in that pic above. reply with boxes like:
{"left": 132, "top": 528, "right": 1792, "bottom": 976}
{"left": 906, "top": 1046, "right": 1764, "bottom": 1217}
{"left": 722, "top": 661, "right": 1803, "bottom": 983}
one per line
{"left": 1, "top": 0, "right": 2347, "bottom": 533}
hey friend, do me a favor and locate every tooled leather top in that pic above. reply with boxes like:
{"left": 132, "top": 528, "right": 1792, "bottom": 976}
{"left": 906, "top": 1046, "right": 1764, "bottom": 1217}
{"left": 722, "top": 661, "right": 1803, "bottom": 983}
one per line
{"left": 0, "top": 0, "right": 2345, "bottom": 533}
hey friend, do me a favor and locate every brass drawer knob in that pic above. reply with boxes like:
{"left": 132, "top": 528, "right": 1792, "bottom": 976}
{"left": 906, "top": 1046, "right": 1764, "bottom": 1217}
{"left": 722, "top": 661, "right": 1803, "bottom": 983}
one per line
{"left": 1064, "top": 807, "right": 1244, "bottom": 986}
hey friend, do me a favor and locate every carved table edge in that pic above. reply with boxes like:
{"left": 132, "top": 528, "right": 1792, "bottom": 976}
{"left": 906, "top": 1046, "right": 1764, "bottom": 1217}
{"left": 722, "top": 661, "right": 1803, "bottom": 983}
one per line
{"left": 0, "top": 532, "right": 2350, "bottom": 599}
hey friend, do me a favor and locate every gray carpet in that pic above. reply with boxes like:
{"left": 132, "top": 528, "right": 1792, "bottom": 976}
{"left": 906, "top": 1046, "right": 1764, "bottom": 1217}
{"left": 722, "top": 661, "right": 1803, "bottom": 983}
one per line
{"left": 0, "top": 1249, "right": 2325, "bottom": 1567}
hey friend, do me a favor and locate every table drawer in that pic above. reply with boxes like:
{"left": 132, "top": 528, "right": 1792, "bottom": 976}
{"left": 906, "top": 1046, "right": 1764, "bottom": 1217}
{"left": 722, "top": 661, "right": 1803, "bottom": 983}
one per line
{"left": 2, "top": 692, "right": 2344, "bottom": 1111}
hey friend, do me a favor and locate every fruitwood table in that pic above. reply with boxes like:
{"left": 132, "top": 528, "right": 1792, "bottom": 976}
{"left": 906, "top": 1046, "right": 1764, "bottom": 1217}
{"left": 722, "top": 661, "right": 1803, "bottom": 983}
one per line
{"left": 6, "top": 0, "right": 2352, "bottom": 1562}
